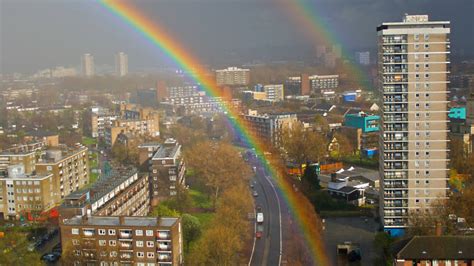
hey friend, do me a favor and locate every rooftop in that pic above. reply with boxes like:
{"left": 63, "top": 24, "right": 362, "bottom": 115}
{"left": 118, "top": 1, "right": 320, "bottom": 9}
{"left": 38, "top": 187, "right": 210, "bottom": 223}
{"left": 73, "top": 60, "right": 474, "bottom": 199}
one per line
{"left": 395, "top": 236, "right": 474, "bottom": 260}
{"left": 152, "top": 139, "right": 180, "bottom": 160}
{"left": 63, "top": 215, "right": 179, "bottom": 228}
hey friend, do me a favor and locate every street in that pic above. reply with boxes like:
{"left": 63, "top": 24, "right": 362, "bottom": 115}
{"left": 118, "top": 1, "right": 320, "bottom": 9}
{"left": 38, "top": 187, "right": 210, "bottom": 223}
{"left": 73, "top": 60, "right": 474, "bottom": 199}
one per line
{"left": 248, "top": 152, "right": 283, "bottom": 266}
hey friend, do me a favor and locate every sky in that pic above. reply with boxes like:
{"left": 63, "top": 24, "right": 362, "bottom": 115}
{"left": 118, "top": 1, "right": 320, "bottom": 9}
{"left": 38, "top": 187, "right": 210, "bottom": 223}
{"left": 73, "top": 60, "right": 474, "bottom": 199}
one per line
{"left": 1, "top": 0, "right": 473, "bottom": 73}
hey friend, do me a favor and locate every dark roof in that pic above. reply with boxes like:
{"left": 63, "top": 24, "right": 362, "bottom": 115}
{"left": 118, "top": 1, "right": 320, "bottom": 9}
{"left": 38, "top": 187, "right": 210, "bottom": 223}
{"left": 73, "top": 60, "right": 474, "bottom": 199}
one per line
{"left": 395, "top": 236, "right": 474, "bottom": 260}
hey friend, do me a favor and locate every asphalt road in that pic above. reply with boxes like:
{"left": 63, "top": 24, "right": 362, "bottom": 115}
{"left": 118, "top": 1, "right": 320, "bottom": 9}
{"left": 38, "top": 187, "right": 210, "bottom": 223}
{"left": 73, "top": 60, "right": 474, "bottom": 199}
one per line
{"left": 249, "top": 156, "right": 282, "bottom": 266}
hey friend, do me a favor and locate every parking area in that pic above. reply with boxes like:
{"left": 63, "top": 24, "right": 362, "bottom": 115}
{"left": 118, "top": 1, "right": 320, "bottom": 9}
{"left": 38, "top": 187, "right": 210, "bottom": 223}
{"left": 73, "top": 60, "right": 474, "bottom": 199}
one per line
{"left": 322, "top": 217, "right": 379, "bottom": 265}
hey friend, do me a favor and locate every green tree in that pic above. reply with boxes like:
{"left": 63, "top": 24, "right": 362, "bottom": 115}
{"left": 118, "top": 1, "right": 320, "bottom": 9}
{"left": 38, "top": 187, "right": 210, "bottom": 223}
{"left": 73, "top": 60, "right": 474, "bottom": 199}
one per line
{"left": 182, "top": 214, "right": 202, "bottom": 253}
{"left": 149, "top": 204, "right": 180, "bottom": 218}
{"left": 373, "top": 232, "right": 395, "bottom": 266}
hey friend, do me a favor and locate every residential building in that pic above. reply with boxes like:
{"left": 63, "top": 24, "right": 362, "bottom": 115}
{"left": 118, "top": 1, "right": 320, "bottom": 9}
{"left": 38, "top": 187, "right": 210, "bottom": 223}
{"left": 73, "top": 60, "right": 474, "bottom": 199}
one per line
{"left": 344, "top": 112, "right": 380, "bottom": 133}
{"left": 59, "top": 215, "right": 183, "bottom": 265}
{"left": 448, "top": 107, "right": 466, "bottom": 120}
{"left": 285, "top": 74, "right": 310, "bottom": 95}
{"left": 147, "top": 139, "right": 186, "bottom": 205}
{"left": 35, "top": 144, "right": 89, "bottom": 204}
{"left": 378, "top": 14, "right": 450, "bottom": 235}
{"left": 264, "top": 84, "right": 284, "bottom": 102}
{"left": 356, "top": 51, "right": 371, "bottom": 66}
{"left": 343, "top": 112, "right": 380, "bottom": 154}
{"left": 308, "top": 75, "right": 339, "bottom": 93}
{"left": 89, "top": 106, "right": 119, "bottom": 138}
{"left": 0, "top": 164, "right": 54, "bottom": 220}
{"left": 393, "top": 236, "right": 474, "bottom": 266}
{"left": 60, "top": 167, "right": 149, "bottom": 219}
{"left": 115, "top": 52, "right": 128, "bottom": 77}
{"left": 215, "top": 66, "right": 250, "bottom": 86}
{"left": 241, "top": 110, "right": 298, "bottom": 146}
{"left": 0, "top": 150, "right": 36, "bottom": 174}
{"left": 81, "top": 53, "right": 95, "bottom": 77}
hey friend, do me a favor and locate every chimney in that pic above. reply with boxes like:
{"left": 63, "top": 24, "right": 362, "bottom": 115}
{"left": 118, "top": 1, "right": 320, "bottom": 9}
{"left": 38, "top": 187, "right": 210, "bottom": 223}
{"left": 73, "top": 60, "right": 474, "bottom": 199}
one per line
{"left": 119, "top": 216, "right": 125, "bottom": 225}
{"left": 435, "top": 221, "right": 442, "bottom": 236}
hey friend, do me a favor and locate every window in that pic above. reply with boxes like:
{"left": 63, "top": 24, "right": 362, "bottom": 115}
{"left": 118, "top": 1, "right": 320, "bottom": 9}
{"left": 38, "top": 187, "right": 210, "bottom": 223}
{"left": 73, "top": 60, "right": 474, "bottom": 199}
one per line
{"left": 414, "top": 44, "right": 420, "bottom": 50}
{"left": 146, "top": 241, "right": 154, "bottom": 247}
{"left": 136, "top": 241, "right": 144, "bottom": 247}
{"left": 414, "top": 34, "right": 419, "bottom": 41}
{"left": 99, "top": 240, "right": 106, "bottom": 246}
{"left": 415, "top": 93, "right": 420, "bottom": 98}
{"left": 424, "top": 54, "right": 430, "bottom": 59}
{"left": 424, "top": 44, "right": 430, "bottom": 49}
{"left": 425, "top": 103, "right": 430, "bottom": 109}
{"left": 425, "top": 93, "right": 430, "bottom": 98}
{"left": 108, "top": 229, "right": 116, "bottom": 235}
{"left": 110, "top": 251, "right": 117, "bottom": 258}
{"left": 147, "top": 252, "right": 155, "bottom": 258}
{"left": 72, "top": 239, "right": 80, "bottom": 245}
{"left": 137, "top": 252, "right": 145, "bottom": 258}
{"left": 424, "top": 34, "right": 430, "bottom": 40}
{"left": 425, "top": 73, "right": 430, "bottom": 79}
{"left": 74, "top": 250, "right": 81, "bottom": 256}
{"left": 135, "top": 230, "right": 143, "bottom": 236}
{"left": 72, "top": 228, "right": 79, "bottom": 235}
{"left": 109, "top": 240, "right": 116, "bottom": 246}
{"left": 98, "top": 229, "right": 106, "bottom": 235}
{"left": 425, "top": 83, "right": 430, "bottom": 89}
{"left": 425, "top": 171, "right": 430, "bottom": 176}
{"left": 146, "top": 230, "right": 153, "bottom": 236}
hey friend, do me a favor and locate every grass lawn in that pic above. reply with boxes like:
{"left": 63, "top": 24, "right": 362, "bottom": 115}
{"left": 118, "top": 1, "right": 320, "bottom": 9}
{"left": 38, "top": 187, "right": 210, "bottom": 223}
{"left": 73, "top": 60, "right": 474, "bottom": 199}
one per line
{"left": 193, "top": 212, "right": 215, "bottom": 229}
{"left": 189, "top": 189, "right": 213, "bottom": 210}
{"left": 82, "top": 136, "right": 97, "bottom": 146}
{"left": 89, "top": 172, "right": 99, "bottom": 184}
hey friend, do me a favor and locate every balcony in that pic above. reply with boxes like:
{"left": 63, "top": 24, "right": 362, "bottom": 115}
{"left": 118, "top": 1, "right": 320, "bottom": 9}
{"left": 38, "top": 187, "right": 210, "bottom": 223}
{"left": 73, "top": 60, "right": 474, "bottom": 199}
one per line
{"left": 120, "top": 241, "right": 133, "bottom": 249}
{"left": 119, "top": 252, "right": 133, "bottom": 259}
{"left": 157, "top": 243, "right": 171, "bottom": 251}
{"left": 119, "top": 230, "right": 132, "bottom": 239}
{"left": 384, "top": 172, "right": 407, "bottom": 179}
{"left": 384, "top": 125, "right": 408, "bottom": 132}
{"left": 384, "top": 192, "right": 408, "bottom": 198}
{"left": 384, "top": 210, "right": 407, "bottom": 217}
{"left": 83, "top": 229, "right": 95, "bottom": 237}
{"left": 157, "top": 231, "right": 170, "bottom": 240}
{"left": 384, "top": 153, "right": 408, "bottom": 160}
{"left": 158, "top": 253, "right": 172, "bottom": 262}
{"left": 384, "top": 182, "right": 408, "bottom": 188}
{"left": 384, "top": 162, "right": 407, "bottom": 170}
{"left": 384, "top": 201, "right": 408, "bottom": 208}
{"left": 383, "top": 47, "right": 408, "bottom": 54}
{"left": 383, "top": 36, "right": 407, "bottom": 44}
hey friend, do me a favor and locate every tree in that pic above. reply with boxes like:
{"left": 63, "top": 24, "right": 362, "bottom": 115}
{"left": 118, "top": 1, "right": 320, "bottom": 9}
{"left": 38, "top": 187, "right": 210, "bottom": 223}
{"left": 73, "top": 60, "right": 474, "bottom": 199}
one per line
{"left": 373, "top": 232, "right": 395, "bottom": 266}
{"left": 185, "top": 141, "right": 252, "bottom": 209}
{"left": 314, "top": 114, "right": 329, "bottom": 133}
{"left": 182, "top": 214, "right": 202, "bottom": 253}
{"left": 301, "top": 164, "right": 321, "bottom": 194}
{"left": 281, "top": 122, "right": 328, "bottom": 172}
{"left": 0, "top": 231, "right": 42, "bottom": 265}
{"left": 331, "top": 132, "right": 354, "bottom": 159}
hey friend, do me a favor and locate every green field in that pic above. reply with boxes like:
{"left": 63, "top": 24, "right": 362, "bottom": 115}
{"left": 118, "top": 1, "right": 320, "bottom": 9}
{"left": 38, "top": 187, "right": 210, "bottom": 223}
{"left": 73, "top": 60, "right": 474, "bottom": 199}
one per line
{"left": 82, "top": 137, "right": 97, "bottom": 146}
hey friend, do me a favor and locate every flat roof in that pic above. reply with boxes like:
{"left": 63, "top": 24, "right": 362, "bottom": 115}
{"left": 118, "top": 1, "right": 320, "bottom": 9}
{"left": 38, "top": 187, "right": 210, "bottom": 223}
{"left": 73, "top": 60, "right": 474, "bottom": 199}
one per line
{"left": 63, "top": 215, "right": 179, "bottom": 228}
{"left": 152, "top": 143, "right": 180, "bottom": 160}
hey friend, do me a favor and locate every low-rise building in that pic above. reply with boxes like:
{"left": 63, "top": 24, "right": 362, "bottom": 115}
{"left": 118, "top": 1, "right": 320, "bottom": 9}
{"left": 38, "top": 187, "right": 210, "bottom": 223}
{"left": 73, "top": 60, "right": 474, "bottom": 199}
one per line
{"left": 309, "top": 74, "right": 339, "bottom": 93}
{"left": 215, "top": 66, "right": 250, "bottom": 86}
{"left": 393, "top": 236, "right": 474, "bottom": 266}
{"left": 59, "top": 215, "right": 183, "bottom": 265}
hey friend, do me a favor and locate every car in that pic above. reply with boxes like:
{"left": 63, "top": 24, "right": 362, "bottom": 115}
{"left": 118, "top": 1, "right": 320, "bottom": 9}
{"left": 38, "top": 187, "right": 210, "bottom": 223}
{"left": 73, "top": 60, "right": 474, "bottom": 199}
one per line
{"left": 256, "top": 205, "right": 262, "bottom": 212}
{"left": 41, "top": 253, "right": 60, "bottom": 262}
{"left": 256, "top": 231, "right": 263, "bottom": 238}
{"left": 253, "top": 191, "right": 258, "bottom": 197}
{"left": 256, "top": 212, "right": 264, "bottom": 223}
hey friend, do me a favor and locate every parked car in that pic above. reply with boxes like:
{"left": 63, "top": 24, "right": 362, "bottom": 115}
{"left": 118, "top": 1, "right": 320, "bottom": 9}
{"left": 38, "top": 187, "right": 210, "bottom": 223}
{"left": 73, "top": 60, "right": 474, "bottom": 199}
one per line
{"left": 253, "top": 191, "right": 258, "bottom": 197}
{"left": 41, "top": 253, "right": 60, "bottom": 263}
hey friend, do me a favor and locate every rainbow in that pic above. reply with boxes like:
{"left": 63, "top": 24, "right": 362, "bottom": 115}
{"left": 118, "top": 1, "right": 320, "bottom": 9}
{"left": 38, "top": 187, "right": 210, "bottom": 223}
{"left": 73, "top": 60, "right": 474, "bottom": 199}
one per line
{"left": 99, "top": 0, "right": 329, "bottom": 264}
{"left": 279, "top": 0, "right": 372, "bottom": 90}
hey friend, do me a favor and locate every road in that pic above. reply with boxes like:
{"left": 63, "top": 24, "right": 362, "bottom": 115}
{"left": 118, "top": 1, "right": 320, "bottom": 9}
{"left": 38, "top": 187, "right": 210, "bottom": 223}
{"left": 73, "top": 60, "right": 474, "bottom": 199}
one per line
{"left": 248, "top": 153, "right": 283, "bottom": 266}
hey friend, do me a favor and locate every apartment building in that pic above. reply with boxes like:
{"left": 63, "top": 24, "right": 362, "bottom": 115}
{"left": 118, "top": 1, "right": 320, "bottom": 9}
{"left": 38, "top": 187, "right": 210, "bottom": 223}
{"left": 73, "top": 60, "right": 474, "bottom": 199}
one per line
{"left": 0, "top": 150, "right": 36, "bottom": 174}
{"left": 215, "top": 66, "right": 250, "bottom": 86}
{"left": 308, "top": 74, "right": 339, "bottom": 92}
{"left": 378, "top": 14, "right": 450, "bottom": 235}
{"left": 285, "top": 74, "right": 310, "bottom": 96}
{"left": 81, "top": 53, "right": 95, "bottom": 77}
{"left": 89, "top": 107, "right": 119, "bottom": 138}
{"left": 141, "top": 139, "right": 186, "bottom": 205}
{"left": 36, "top": 145, "right": 89, "bottom": 204}
{"left": 60, "top": 215, "right": 182, "bottom": 265}
{"left": 60, "top": 168, "right": 149, "bottom": 219}
{"left": 241, "top": 110, "right": 298, "bottom": 147}
{"left": 0, "top": 164, "right": 54, "bottom": 220}
{"left": 115, "top": 52, "right": 128, "bottom": 77}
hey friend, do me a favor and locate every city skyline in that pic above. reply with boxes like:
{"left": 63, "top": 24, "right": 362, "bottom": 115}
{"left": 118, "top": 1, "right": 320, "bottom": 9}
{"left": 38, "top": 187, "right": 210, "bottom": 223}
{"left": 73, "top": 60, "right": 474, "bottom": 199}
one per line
{"left": 1, "top": 0, "right": 473, "bottom": 73}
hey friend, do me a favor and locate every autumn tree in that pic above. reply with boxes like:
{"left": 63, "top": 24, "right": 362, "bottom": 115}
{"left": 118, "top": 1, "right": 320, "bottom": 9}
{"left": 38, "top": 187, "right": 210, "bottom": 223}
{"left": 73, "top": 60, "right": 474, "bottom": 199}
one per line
{"left": 185, "top": 141, "right": 252, "bottom": 209}
{"left": 0, "top": 231, "right": 42, "bottom": 265}
{"left": 281, "top": 122, "right": 328, "bottom": 172}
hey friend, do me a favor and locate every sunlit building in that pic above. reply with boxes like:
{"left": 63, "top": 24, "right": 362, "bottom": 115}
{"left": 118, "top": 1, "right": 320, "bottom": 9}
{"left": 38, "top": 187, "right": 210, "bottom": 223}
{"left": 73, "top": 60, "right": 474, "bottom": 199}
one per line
{"left": 378, "top": 14, "right": 450, "bottom": 235}
{"left": 115, "top": 52, "right": 129, "bottom": 77}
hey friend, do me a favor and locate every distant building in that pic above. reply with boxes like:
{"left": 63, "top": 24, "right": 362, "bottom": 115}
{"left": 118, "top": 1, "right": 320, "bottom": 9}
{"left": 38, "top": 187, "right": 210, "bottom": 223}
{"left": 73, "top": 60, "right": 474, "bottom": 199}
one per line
{"left": 449, "top": 107, "right": 466, "bottom": 120}
{"left": 263, "top": 84, "right": 284, "bottom": 102}
{"left": 141, "top": 139, "right": 186, "bottom": 205}
{"left": 285, "top": 74, "right": 310, "bottom": 96}
{"left": 215, "top": 66, "right": 250, "bottom": 86}
{"left": 81, "top": 53, "right": 95, "bottom": 77}
{"left": 89, "top": 107, "right": 119, "bottom": 138}
{"left": 115, "top": 52, "right": 128, "bottom": 77}
{"left": 241, "top": 111, "right": 298, "bottom": 146}
{"left": 327, "top": 174, "right": 368, "bottom": 206}
{"left": 309, "top": 75, "right": 339, "bottom": 93}
{"left": 356, "top": 51, "right": 371, "bottom": 65}
{"left": 344, "top": 112, "right": 380, "bottom": 133}
{"left": 59, "top": 215, "right": 183, "bottom": 265}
